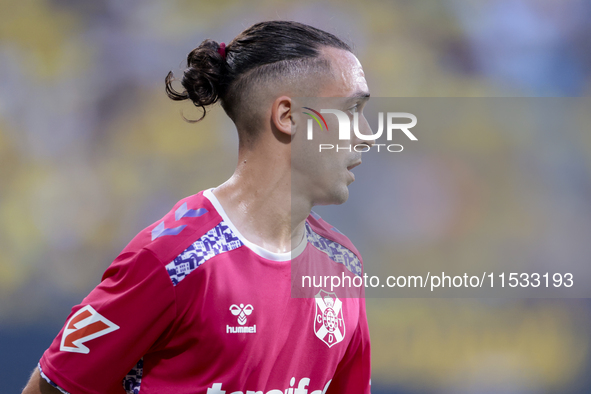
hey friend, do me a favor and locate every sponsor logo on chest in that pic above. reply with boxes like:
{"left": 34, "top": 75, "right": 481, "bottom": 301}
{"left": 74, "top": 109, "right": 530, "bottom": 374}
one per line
{"left": 207, "top": 377, "right": 331, "bottom": 394}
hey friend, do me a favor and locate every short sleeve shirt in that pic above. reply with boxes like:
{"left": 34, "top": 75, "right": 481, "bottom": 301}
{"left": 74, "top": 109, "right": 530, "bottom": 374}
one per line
{"left": 39, "top": 189, "right": 371, "bottom": 394}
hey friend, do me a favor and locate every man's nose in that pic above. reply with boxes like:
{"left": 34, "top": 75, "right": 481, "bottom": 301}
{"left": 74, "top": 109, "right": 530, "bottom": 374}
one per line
{"left": 353, "top": 114, "right": 376, "bottom": 147}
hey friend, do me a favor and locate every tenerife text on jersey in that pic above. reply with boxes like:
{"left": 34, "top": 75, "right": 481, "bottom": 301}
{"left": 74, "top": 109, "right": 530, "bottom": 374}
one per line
{"left": 207, "top": 377, "right": 331, "bottom": 394}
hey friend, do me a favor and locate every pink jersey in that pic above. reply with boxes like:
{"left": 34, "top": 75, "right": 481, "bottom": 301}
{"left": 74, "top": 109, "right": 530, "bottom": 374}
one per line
{"left": 39, "top": 189, "right": 371, "bottom": 394}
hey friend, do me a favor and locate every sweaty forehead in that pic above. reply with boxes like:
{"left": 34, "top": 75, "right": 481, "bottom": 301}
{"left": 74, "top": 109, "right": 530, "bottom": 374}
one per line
{"left": 319, "top": 47, "right": 368, "bottom": 97}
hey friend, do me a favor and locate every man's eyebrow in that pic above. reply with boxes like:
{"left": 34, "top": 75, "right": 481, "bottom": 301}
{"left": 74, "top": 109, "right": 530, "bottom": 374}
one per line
{"left": 348, "top": 91, "right": 371, "bottom": 99}
{"left": 342, "top": 91, "right": 370, "bottom": 106}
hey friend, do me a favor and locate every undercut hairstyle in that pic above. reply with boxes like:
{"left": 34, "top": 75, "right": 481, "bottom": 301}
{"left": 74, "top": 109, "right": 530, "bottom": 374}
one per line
{"left": 165, "top": 21, "right": 351, "bottom": 146}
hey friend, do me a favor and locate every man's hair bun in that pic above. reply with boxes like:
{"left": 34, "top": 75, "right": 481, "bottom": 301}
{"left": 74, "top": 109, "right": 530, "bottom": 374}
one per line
{"left": 165, "top": 39, "right": 230, "bottom": 122}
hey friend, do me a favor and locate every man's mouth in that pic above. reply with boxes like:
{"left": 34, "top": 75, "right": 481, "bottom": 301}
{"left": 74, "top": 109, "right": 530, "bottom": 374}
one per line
{"left": 347, "top": 161, "right": 361, "bottom": 171}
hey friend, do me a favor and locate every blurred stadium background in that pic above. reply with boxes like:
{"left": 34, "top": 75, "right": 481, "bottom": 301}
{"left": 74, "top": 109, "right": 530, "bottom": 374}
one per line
{"left": 2, "top": 0, "right": 591, "bottom": 392}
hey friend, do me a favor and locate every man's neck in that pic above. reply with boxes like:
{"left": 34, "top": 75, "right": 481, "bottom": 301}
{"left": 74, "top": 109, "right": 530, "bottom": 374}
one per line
{"left": 212, "top": 149, "right": 310, "bottom": 254}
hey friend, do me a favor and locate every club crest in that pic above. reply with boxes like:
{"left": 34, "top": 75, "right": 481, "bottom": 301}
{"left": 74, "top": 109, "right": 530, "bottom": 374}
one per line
{"left": 314, "top": 290, "right": 345, "bottom": 348}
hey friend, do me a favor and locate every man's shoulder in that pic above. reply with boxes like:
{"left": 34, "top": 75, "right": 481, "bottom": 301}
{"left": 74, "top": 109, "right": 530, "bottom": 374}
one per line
{"left": 305, "top": 210, "right": 363, "bottom": 274}
{"left": 120, "top": 190, "right": 223, "bottom": 266}
{"left": 306, "top": 210, "right": 359, "bottom": 252}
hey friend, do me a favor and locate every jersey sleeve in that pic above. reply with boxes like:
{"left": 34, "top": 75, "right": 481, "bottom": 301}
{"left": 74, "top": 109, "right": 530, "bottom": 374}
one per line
{"left": 39, "top": 248, "right": 177, "bottom": 394}
{"left": 327, "top": 297, "right": 371, "bottom": 394}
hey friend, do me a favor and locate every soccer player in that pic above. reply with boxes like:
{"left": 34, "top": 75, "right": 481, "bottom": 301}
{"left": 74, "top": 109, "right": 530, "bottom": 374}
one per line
{"left": 22, "top": 20, "right": 374, "bottom": 394}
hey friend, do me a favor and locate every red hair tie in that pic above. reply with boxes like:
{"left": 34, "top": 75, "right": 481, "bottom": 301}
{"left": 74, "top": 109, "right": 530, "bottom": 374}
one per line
{"left": 218, "top": 42, "right": 226, "bottom": 59}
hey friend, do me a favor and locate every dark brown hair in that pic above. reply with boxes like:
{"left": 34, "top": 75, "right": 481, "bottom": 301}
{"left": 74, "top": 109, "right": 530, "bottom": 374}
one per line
{"left": 165, "top": 21, "right": 351, "bottom": 127}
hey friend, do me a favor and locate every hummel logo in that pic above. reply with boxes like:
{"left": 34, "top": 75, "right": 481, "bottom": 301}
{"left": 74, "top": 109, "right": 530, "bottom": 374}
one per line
{"left": 151, "top": 202, "right": 208, "bottom": 241}
{"left": 229, "top": 303, "right": 253, "bottom": 325}
{"left": 60, "top": 305, "right": 119, "bottom": 354}
{"left": 227, "top": 303, "right": 256, "bottom": 334}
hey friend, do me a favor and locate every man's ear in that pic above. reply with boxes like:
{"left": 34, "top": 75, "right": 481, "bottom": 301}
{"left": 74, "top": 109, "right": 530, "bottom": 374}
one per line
{"left": 271, "top": 96, "right": 293, "bottom": 138}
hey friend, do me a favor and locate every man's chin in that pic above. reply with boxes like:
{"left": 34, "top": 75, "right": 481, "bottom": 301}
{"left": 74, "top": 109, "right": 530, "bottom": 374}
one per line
{"left": 314, "top": 187, "right": 349, "bottom": 206}
{"left": 334, "top": 189, "right": 349, "bottom": 205}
